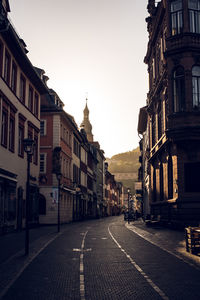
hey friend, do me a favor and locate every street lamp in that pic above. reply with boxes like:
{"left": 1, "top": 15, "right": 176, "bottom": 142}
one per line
{"left": 23, "top": 138, "right": 35, "bottom": 255}
{"left": 56, "top": 173, "right": 62, "bottom": 233}
{"left": 127, "top": 188, "right": 130, "bottom": 224}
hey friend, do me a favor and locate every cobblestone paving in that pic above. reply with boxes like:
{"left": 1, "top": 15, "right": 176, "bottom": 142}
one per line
{"left": 0, "top": 217, "right": 200, "bottom": 300}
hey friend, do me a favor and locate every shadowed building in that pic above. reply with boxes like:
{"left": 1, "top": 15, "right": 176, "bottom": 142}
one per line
{"left": 143, "top": 0, "right": 200, "bottom": 226}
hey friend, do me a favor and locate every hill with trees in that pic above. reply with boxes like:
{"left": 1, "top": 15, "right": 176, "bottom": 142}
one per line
{"left": 106, "top": 147, "right": 140, "bottom": 193}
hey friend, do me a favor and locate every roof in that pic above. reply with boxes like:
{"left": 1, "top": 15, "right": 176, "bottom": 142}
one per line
{"left": 1, "top": 17, "right": 48, "bottom": 94}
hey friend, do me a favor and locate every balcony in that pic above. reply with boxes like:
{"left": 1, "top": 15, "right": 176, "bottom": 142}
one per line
{"left": 166, "top": 33, "right": 200, "bottom": 55}
{"left": 167, "top": 112, "right": 200, "bottom": 141}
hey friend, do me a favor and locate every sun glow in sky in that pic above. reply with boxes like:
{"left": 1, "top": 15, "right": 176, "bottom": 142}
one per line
{"left": 9, "top": 0, "right": 149, "bottom": 158}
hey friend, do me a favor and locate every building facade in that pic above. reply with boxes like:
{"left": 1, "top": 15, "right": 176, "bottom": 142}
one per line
{"left": 143, "top": 0, "right": 200, "bottom": 226}
{"left": 39, "top": 79, "right": 74, "bottom": 224}
{"left": 94, "top": 143, "right": 105, "bottom": 218}
{"left": 0, "top": 2, "right": 47, "bottom": 233}
{"left": 104, "top": 163, "right": 123, "bottom": 216}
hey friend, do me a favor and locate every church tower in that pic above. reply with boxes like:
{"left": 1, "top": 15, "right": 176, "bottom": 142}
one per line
{"left": 80, "top": 99, "right": 93, "bottom": 142}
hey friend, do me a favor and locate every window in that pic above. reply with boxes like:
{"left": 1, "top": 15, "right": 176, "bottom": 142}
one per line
{"left": 4, "top": 50, "right": 11, "bottom": 84}
{"left": 28, "top": 127, "right": 33, "bottom": 162}
{"left": 88, "top": 152, "right": 93, "bottom": 170}
{"left": 153, "top": 167, "right": 157, "bottom": 202}
{"left": 87, "top": 175, "right": 93, "bottom": 191}
{"left": 63, "top": 158, "right": 66, "bottom": 177}
{"left": 9, "top": 115, "right": 15, "bottom": 152}
{"left": 73, "top": 164, "right": 80, "bottom": 184}
{"left": 1, "top": 109, "right": 8, "bottom": 147}
{"left": 73, "top": 138, "right": 80, "bottom": 157}
{"left": 28, "top": 86, "right": 33, "bottom": 111}
{"left": 158, "top": 101, "right": 163, "bottom": 140}
{"left": 168, "top": 155, "right": 173, "bottom": 199}
{"left": 33, "top": 134, "right": 38, "bottom": 165}
{"left": 66, "top": 130, "right": 69, "bottom": 144}
{"left": 171, "top": 0, "right": 183, "bottom": 35}
{"left": 40, "top": 153, "right": 46, "bottom": 173}
{"left": 18, "top": 125, "right": 24, "bottom": 157}
{"left": 185, "top": 162, "right": 200, "bottom": 192}
{"left": 189, "top": 0, "right": 200, "bottom": 33}
{"left": 34, "top": 93, "right": 39, "bottom": 117}
{"left": 11, "top": 62, "right": 17, "bottom": 93}
{"left": 19, "top": 74, "right": 26, "bottom": 103}
{"left": 69, "top": 134, "right": 72, "bottom": 147}
{"left": 159, "top": 163, "right": 164, "bottom": 201}
{"left": 156, "top": 44, "right": 161, "bottom": 77}
{"left": 6, "top": 182, "right": 17, "bottom": 221}
{"left": 152, "top": 58, "right": 156, "bottom": 80}
{"left": 66, "top": 159, "right": 69, "bottom": 178}
{"left": 152, "top": 113, "right": 156, "bottom": 147}
{"left": 40, "top": 120, "right": 46, "bottom": 136}
{"left": 192, "top": 65, "right": 200, "bottom": 109}
{"left": 173, "top": 66, "right": 185, "bottom": 112}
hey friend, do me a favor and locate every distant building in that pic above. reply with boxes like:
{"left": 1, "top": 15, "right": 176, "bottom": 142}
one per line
{"left": 138, "top": 106, "right": 150, "bottom": 218}
{"left": 91, "top": 141, "right": 105, "bottom": 217}
{"left": 113, "top": 173, "right": 137, "bottom": 180}
{"left": 142, "top": 0, "right": 200, "bottom": 226}
{"left": 104, "top": 162, "right": 124, "bottom": 216}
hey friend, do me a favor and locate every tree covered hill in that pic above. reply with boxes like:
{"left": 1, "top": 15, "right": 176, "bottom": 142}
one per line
{"left": 107, "top": 147, "right": 140, "bottom": 174}
{"left": 106, "top": 147, "right": 140, "bottom": 194}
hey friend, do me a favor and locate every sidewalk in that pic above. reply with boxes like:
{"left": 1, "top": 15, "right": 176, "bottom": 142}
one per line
{"left": 0, "top": 224, "right": 70, "bottom": 299}
{"left": 0, "top": 225, "right": 61, "bottom": 264}
{"left": 126, "top": 218, "right": 200, "bottom": 270}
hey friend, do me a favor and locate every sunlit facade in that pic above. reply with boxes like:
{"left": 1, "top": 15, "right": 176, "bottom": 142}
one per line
{"left": 0, "top": 2, "right": 47, "bottom": 233}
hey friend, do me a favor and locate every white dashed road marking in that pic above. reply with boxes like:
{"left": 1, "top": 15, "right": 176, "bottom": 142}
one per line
{"left": 79, "top": 231, "right": 88, "bottom": 300}
{"left": 108, "top": 225, "right": 169, "bottom": 300}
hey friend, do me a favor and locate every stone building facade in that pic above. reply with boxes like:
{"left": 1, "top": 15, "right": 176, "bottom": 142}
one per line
{"left": 144, "top": 0, "right": 200, "bottom": 226}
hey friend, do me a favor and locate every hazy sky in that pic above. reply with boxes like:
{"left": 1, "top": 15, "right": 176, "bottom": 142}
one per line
{"left": 9, "top": 0, "right": 149, "bottom": 158}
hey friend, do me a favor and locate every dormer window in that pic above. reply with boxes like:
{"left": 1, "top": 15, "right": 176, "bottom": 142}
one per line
{"left": 189, "top": 0, "right": 200, "bottom": 33}
{"left": 171, "top": 0, "right": 183, "bottom": 35}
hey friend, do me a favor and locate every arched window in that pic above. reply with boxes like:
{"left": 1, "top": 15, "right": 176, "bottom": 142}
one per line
{"left": 170, "top": 0, "right": 183, "bottom": 35}
{"left": 168, "top": 155, "right": 173, "bottom": 199}
{"left": 159, "top": 163, "right": 164, "bottom": 201}
{"left": 192, "top": 66, "right": 200, "bottom": 109}
{"left": 173, "top": 66, "right": 185, "bottom": 112}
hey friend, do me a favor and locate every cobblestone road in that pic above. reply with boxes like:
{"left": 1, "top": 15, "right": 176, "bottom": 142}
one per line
{"left": 1, "top": 216, "right": 200, "bottom": 300}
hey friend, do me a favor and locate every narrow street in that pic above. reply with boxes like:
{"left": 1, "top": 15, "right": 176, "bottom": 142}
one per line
{"left": 1, "top": 216, "right": 200, "bottom": 300}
